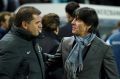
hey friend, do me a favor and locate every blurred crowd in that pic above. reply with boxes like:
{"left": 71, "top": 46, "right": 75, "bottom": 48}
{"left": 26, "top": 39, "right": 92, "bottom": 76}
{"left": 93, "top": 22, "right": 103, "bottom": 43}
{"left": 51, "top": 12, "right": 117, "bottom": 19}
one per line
{"left": 0, "top": 0, "right": 120, "bottom": 12}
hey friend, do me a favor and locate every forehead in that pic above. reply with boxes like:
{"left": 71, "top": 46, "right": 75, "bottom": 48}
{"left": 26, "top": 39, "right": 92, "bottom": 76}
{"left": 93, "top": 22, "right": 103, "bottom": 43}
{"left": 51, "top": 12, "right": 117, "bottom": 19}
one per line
{"left": 32, "top": 14, "right": 41, "bottom": 21}
{"left": 32, "top": 14, "right": 41, "bottom": 19}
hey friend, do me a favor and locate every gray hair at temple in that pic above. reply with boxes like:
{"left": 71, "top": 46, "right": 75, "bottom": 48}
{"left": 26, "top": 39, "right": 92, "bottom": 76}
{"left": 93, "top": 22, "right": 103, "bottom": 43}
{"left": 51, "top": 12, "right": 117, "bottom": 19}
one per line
{"left": 74, "top": 7, "right": 99, "bottom": 33}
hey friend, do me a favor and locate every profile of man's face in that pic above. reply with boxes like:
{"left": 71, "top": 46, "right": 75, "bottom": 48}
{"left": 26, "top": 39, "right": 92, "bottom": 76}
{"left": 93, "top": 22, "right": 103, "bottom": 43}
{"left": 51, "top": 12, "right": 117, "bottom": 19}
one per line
{"left": 25, "top": 14, "right": 42, "bottom": 36}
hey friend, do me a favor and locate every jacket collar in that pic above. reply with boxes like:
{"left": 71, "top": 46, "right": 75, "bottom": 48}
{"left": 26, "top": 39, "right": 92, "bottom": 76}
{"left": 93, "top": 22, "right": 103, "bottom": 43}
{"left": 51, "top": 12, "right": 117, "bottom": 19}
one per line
{"left": 38, "top": 30, "right": 59, "bottom": 41}
{"left": 10, "top": 26, "right": 35, "bottom": 41}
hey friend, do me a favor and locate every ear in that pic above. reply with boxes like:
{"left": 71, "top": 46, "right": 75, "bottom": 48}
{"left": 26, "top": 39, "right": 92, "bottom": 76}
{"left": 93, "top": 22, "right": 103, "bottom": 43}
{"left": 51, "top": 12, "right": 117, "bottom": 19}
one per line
{"left": 87, "top": 25, "right": 92, "bottom": 31}
{"left": 54, "top": 27, "right": 59, "bottom": 35}
{"left": 87, "top": 25, "right": 92, "bottom": 32}
{"left": 21, "top": 21, "right": 28, "bottom": 30}
{"left": 88, "top": 25, "right": 91, "bottom": 29}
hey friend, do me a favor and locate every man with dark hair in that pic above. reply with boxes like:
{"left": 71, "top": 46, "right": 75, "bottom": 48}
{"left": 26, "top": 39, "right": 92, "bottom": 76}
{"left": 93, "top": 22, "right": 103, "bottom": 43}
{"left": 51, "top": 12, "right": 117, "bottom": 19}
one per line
{"left": 46, "top": 7, "right": 119, "bottom": 79}
{"left": 36, "top": 13, "right": 62, "bottom": 79}
{"left": 0, "top": 6, "right": 45, "bottom": 79}
{"left": 58, "top": 1, "right": 80, "bottom": 40}
{"left": 0, "top": 12, "right": 11, "bottom": 39}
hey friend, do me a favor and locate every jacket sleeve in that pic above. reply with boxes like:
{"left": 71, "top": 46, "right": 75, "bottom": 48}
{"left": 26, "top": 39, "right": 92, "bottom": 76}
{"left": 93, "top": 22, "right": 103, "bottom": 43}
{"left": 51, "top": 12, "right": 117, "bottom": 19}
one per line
{"left": 0, "top": 50, "right": 22, "bottom": 79}
{"left": 45, "top": 42, "right": 63, "bottom": 71}
{"left": 103, "top": 46, "right": 120, "bottom": 79}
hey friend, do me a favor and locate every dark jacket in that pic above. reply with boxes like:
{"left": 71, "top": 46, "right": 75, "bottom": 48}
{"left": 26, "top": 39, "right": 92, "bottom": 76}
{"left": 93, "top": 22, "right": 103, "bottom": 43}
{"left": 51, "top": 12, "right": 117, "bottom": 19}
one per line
{"left": 106, "top": 29, "right": 120, "bottom": 75}
{"left": 36, "top": 31, "right": 60, "bottom": 59}
{"left": 36, "top": 30, "right": 64, "bottom": 79}
{"left": 0, "top": 28, "right": 8, "bottom": 39}
{"left": 48, "top": 36, "right": 119, "bottom": 79}
{"left": 0, "top": 27, "right": 45, "bottom": 79}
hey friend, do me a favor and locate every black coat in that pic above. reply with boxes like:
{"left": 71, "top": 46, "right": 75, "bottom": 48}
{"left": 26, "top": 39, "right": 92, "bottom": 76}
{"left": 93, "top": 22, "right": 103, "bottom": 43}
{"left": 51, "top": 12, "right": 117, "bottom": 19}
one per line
{"left": 0, "top": 27, "right": 45, "bottom": 79}
{"left": 36, "top": 31, "right": 64, "bottom": 79}
{"left": 36, "top": 31, "right": 60, "bottom": 59}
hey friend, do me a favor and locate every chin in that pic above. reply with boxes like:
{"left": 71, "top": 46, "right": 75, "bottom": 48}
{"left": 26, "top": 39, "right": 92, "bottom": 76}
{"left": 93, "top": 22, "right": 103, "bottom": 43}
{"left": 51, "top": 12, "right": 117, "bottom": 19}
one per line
{"left": 72, "top": 31, "right": 74, "bottom": 34}
{"left": 33, "top": 33, "right": 39, "bottom": 37}
{"left": 72, "top": 31, "right": 76, "bottom": 34}
{"left": 39, "top": 30, "right": 42, "bottom": 33}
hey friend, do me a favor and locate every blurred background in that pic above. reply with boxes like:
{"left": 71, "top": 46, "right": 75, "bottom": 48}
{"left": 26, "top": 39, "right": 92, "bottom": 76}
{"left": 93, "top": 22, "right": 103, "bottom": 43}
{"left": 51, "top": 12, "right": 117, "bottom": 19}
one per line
{"left": 1, "top": 0, "right": 120, "bottom": 40}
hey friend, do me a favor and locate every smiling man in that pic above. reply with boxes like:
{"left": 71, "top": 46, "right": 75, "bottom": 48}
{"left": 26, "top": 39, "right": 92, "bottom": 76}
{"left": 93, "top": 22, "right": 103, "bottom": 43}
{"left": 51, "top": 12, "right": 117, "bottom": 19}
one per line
{"left": 46, "top": 7, "right": 119, "bottom": 79}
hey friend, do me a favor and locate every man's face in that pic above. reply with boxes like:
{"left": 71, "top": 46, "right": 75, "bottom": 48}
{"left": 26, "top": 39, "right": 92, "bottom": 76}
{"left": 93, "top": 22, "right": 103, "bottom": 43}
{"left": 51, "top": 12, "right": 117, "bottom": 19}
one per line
{"left": 71, "top": 18, "right": 90, "bottom": 37}
{"left": 26, "top": 14, "right": 42, "bottom": 36}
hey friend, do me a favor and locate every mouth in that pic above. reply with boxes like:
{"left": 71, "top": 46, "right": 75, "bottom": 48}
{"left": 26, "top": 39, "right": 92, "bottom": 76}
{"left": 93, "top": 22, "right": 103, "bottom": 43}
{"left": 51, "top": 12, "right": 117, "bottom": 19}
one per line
{"left": 39, "top": 29, "right": 42, "bottom": 33}
{"left": 72, "top": 25, "right": 75, "bottom": 30}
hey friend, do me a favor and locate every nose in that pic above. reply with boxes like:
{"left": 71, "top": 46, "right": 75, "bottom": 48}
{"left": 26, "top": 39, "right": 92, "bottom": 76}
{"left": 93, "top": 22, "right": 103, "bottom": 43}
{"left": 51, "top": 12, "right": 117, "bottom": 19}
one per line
{"left": 71, "top": 19, "right": 75, "bottom": 24}
{"left": 39, "top": 23, "right": 42, "bottom": 28}
{"left": 71, "top": 18, "right": 75, "bottom": 25}
{"left": 39, "top": 23, "right": 42, "bottom": 33}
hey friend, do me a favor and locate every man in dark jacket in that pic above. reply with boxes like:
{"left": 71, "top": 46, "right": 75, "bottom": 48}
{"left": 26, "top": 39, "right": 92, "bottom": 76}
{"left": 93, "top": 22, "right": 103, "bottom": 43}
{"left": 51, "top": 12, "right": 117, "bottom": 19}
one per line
{"left": 58, "top": 1, "right": 80, "bottom": 40}
{"left": 0, "top": 6, "right": 45, "bottom": 79}
{"left": 36, "top": 13, "right": 64, "bottom": 79}
{"left": 106, "top": 21, "right": 120, "bottom": 75}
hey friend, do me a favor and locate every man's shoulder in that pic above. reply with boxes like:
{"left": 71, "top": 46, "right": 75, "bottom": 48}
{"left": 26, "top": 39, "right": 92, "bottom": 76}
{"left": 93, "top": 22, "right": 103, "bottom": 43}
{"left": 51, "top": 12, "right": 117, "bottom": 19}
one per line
{"left": 93, "top": 36, "right": 110, "bottom": 47}
{"left": 106, "top": 32, "right": 120, "bottom": 43}
{"left": 1, "top": 32, "right": 16, "bottom": 42}
{"left": 62, "top": 36, "right": 74, "bottom": 44}
{"left": 63, "top": 36, "right": 74, "bottom": 40}
{"left": 110, "top": 32, "right": 120, "bottom": 39}
{"left": 0, "top": 32, "right": 24, "bottom": 49}
{"left": 0, "top": 38, "right": 14, "bottom": 52}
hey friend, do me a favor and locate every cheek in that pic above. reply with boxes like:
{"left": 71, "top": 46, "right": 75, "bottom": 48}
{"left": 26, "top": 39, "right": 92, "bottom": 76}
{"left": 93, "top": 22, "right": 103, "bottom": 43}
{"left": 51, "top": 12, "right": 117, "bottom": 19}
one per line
{"left": 35, "top": 24, "right": 40, "bottom": 32}
{"left": 77, "top": 25, "right": 85, "bottom": 33}
{"left": 33, "top": 24, "right": 38, "bottom": 29}
{"left": 76, "top": 24, "right": 82, "bottom": 31}
{"left": 30, "top": 24, "right": 36, "bottom": 31}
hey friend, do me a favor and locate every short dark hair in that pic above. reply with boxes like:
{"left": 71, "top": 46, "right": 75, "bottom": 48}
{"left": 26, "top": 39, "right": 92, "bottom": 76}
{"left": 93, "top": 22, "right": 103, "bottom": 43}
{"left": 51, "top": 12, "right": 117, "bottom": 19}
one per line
{"left": 74, "top": 7, "right": 99, "bottom": 33}
{"left": 15, "top": 6, "right": 41, "bottom": 27}
{"left": 65, "top": 1, "right": 80, "bottom": 17}
{"left": 42, "top": 13, "right": 60, "bottom": 31}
